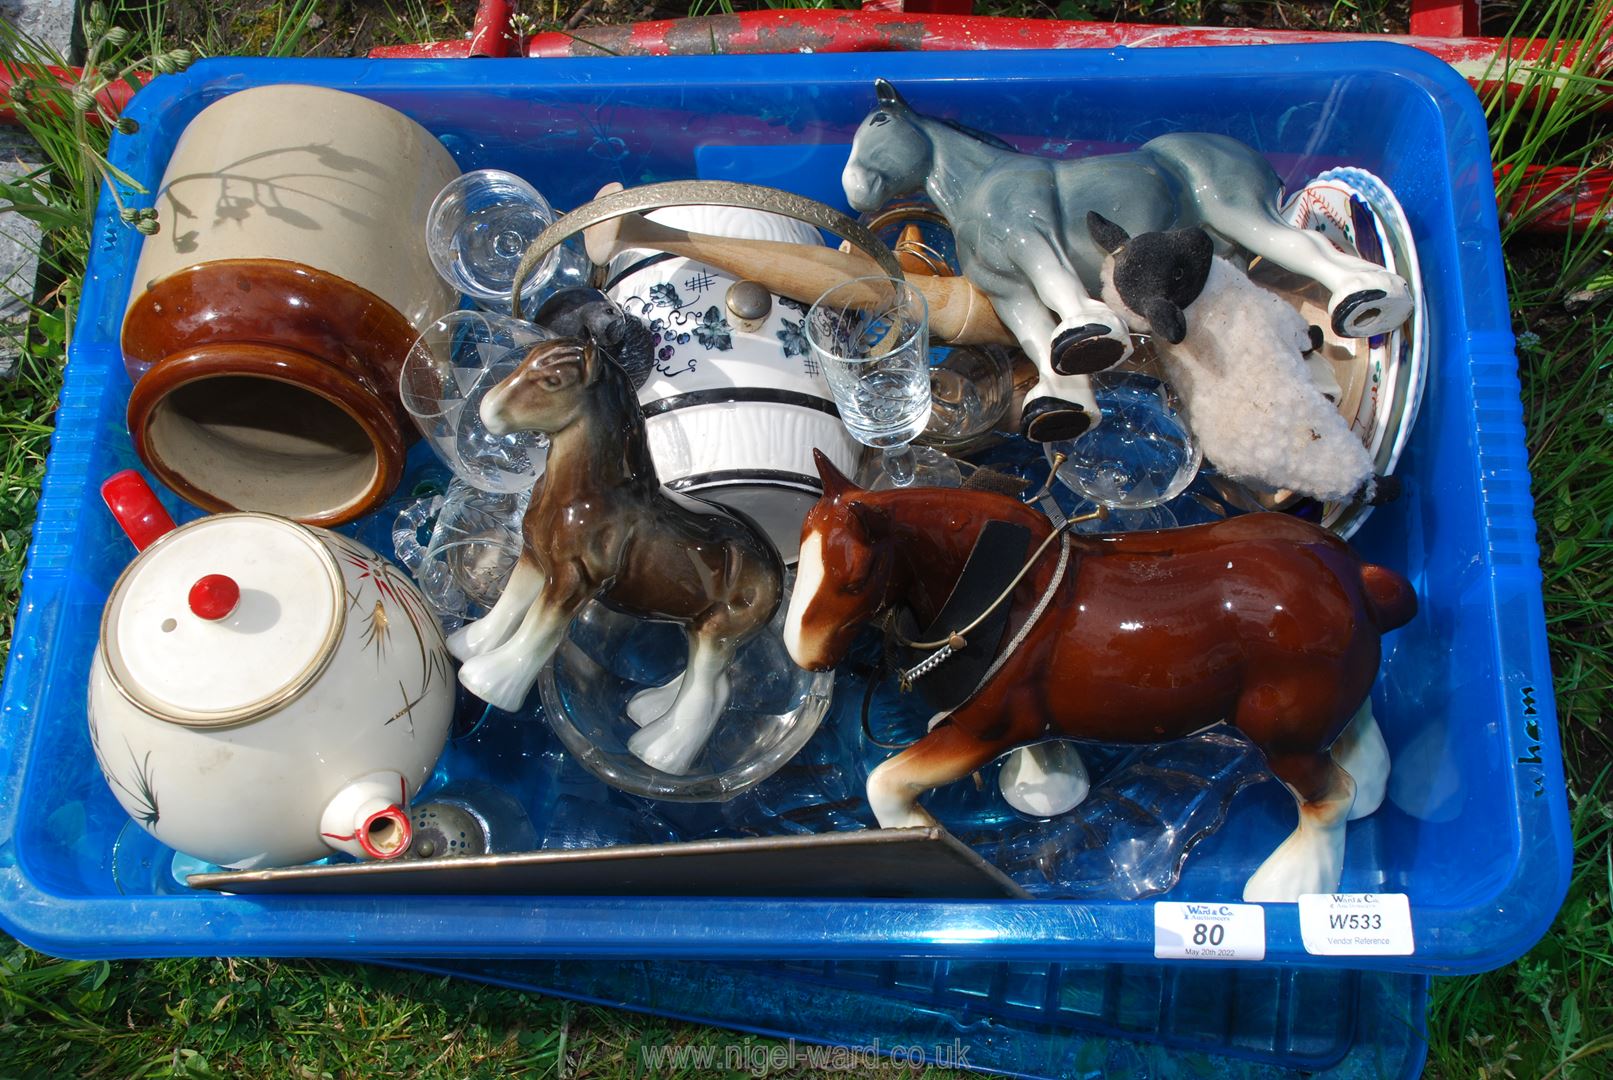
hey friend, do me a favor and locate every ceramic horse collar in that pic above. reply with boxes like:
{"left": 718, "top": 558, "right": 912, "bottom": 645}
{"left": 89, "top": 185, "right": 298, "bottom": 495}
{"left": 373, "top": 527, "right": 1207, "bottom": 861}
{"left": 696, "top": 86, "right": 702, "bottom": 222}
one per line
{"left": 449, "top": 338, "right": 784, "bottom": 775}
{"left": 842, "top": 79, "right": 1413, "bottom": 442}
{"left": 782, "top": 452, "right": 1415, "bottom": 902}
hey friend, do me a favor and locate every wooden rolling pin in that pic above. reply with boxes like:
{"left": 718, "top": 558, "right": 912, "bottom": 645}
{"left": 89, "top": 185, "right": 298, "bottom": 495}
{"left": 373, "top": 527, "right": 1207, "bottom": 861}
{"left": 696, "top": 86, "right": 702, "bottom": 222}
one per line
{"left": 582, "top": 193, "right": 1014, "bottom": 347}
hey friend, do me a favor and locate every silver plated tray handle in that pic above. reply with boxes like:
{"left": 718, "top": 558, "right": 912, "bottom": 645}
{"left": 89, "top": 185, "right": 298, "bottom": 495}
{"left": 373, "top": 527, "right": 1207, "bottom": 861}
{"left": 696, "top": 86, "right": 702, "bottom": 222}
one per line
{"left": 510, "top": 179, "right": 906, "bottom": 318}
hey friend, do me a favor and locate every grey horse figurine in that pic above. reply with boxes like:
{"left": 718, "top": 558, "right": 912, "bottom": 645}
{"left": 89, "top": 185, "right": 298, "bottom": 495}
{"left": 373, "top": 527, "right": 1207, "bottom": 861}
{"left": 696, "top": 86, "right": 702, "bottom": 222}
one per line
{"left": 449, "top": 337, "right": 784, "bottom": 776}
{"left": 842, "top": 79, "right": 1412, "bottom": 441}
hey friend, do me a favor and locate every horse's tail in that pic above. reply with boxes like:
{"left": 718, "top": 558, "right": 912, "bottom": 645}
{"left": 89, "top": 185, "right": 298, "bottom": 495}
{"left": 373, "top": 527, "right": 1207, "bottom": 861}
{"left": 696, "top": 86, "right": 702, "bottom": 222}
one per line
{"left": 1359, "top": 563, "right": 1416, "bottom": 632}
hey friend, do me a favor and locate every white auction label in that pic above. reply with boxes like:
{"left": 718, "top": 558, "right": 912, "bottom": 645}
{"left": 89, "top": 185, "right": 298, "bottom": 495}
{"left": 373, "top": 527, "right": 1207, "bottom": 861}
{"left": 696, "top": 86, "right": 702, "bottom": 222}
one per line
{"left": 1153, "top": 902, "right": 1266, "bottom": 961}
{"left": 1298, "top": 893, "right": 1415, "bottom": 956}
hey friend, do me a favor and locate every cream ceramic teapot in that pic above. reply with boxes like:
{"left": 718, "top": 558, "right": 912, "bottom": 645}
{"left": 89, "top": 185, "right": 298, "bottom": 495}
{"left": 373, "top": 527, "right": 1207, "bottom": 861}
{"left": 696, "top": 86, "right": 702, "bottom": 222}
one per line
{"left": 87, "top": 471, "right": 455, "bottom": 870}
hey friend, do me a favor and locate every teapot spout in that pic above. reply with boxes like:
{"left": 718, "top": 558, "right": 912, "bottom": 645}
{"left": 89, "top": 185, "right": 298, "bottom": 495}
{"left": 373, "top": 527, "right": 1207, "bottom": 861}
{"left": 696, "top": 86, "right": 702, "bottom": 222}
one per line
{"left": 320, "top": 771, "right": 413, "bottom": 860}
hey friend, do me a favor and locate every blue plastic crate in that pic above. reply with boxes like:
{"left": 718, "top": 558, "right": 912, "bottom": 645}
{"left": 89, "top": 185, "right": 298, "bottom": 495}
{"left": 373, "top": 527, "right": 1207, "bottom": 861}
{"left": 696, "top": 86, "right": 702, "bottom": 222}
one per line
{"left": 0, "top": 45, "right": 1567, "bottom": 972}
{"left": 388, "top": 957, "right": 1429, "bottom": 1078}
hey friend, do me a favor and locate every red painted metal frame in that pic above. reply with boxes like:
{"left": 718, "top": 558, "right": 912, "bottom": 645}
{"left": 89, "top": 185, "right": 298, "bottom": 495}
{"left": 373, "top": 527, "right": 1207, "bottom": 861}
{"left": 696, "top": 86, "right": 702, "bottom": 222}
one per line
{"left": 468, "top": 0, "right": 519, "bottom": 57}
{"left": 1501, "top": 164, "right": 1613, "bottom": 234}
{"left": 1410, "top": 0, "right": 1480, "bottom": 39}
{"left": 368, "top": 7, "right": 1609, "bottom": 116}
{"left": 0, "top": 64, "right": 140, "bottom": 126}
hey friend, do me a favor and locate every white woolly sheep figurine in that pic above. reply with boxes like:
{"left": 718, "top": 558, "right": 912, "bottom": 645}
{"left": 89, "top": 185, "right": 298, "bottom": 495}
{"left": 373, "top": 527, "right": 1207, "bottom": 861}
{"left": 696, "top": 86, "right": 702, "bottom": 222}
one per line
{"left": 1087, "top": 211, "right": 1382, "bottom": 505}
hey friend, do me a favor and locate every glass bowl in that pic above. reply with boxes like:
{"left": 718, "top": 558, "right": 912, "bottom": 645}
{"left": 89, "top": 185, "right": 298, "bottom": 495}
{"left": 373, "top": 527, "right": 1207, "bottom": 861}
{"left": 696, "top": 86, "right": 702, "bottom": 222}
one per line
{"left": 538, "top": 570, "right": 834, "bottom": 802}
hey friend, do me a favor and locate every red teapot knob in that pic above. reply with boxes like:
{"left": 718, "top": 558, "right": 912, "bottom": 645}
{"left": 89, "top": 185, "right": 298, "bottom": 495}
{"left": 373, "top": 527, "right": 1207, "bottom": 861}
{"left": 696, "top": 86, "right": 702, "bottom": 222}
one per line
{"left": 188, "top": 574, "right": 241, "bottom": 621}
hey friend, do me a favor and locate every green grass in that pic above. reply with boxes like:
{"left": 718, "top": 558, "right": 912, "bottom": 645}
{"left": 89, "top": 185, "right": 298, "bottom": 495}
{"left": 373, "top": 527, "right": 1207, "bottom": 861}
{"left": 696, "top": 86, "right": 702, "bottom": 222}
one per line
{"left": 2, "top": 0, "right": 1612, "bottom": 1076}
{"left": 1420, "top": 4, "right": 1613, "bottom": 1076}
{"left": 124, "top": 0, "right": 481, "bottom": 60}
{"left": 0, "top": 4, "right": 186, "bottom": 657}
{"left": 375, "top": 0, "right": 475, "bottom": 52}
{"left": 0, "top": 948, "right": 979, "bottom": 1077}
{"left": 1488, "top": 0, "right": 1613, "bottom": 296}
{"left": 1423, "top": 305, "right": 1613, "bottom": 1078}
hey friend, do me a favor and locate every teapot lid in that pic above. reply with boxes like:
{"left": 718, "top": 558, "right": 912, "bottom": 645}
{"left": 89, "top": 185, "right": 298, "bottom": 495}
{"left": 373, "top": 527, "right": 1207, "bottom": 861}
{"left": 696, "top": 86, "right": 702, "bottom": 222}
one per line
{"left": 100, "top": 513, "right": 345, "bottom": 727}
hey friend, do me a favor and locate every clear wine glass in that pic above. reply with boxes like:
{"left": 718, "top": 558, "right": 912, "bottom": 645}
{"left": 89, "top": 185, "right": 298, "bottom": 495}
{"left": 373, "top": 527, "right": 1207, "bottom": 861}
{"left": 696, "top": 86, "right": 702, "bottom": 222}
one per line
{"left": 425, "top": 169, "right": 589, "bottom": 314}
{"left": 391, "top": 479, "right": 532, "bottom": 629}
{"left": 806, "top": 276, "right": 960, "bottom": 489}
{"left": 922, "top": 344, "right": 1015, "bottom": 452}
{"left": 1045, "top": 369, "right": 1201, "bottom": 531}
{"left": 400, "top": 309, "right": 552, "bottom": 494}
{"left": 1005, "top": 369, "right": 1200, "bottom": 812}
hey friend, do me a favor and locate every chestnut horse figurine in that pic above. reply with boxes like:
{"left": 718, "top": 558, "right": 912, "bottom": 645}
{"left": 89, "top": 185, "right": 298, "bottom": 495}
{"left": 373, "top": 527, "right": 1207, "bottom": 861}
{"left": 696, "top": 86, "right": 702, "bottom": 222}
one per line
{"left": 449, "top": 338, "right": 784, "bottom": 775}
{"left": 783, "top": 452, "right": 1415, "bottom": 901}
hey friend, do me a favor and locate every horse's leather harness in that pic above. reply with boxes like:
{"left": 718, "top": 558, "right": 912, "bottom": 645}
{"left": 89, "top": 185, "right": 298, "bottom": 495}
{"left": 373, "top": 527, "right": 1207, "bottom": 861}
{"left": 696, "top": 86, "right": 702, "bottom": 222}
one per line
{"left": 895, "top": 521, "right": 1075, "bottom": 710}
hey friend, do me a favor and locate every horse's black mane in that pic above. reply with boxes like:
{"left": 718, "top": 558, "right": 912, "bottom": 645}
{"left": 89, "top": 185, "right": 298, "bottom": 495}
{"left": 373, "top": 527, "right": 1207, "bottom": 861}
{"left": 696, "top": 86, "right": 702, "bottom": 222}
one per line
{"left": 592, "top": 343, "right": 660, "bottom": 485}
{"left": 536, "top": 286, "right": 656, "bottom": 390}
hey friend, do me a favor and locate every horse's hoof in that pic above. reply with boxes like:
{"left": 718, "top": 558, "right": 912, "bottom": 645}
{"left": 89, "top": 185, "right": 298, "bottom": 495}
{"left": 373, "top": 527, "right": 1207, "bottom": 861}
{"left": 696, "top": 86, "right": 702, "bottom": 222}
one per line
{"left": 446, "top": 623, "right": 482, "bottom": 662}
{"left": 1019, "top": 397, "right": 1092, "bottom": 443}
{"left": 1242, "top": 824, "right": 1345, "bottom": 902}
{"left": 626, "top": 675, "right": 683, "bottom": 727}
{"left": 1365, "top": 474, "right": 1402, "bottom": 506}
{"left": 1242, "top": 855, "right": 1340, "bottom": 904}
{"left": 1051, "top": 323, "right": 1128, "bottom": 375}
{"left": 624, "top": 698, "right": 664, "bottom": 728}
{"left": 457, "top": 656, "right": 535, "bottom": 713}
{"left": 1329, "top": 276, "right": 1412, "bottom": 338}
{"left": 998, "top": 742, "right": 1090, "bottom": 817}
{"left": 629, "top": 720, "right": 700, "bottom": 775}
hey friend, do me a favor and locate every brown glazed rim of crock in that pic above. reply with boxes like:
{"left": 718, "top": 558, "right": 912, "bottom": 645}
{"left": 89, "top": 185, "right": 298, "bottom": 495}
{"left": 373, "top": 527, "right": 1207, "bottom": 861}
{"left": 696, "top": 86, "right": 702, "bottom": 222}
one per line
{"left": 121, "top": 258, "right": 421, "bottom": 409}
{"left": 126, "top": 342, "right": 409, "bottom": 528}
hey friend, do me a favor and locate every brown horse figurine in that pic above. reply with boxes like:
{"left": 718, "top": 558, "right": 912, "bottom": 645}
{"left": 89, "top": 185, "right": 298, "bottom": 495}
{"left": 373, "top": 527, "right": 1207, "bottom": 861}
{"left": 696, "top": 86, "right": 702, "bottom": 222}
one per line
{"left": 449, "top": 338, "right": 784, "bottom": 775}
{"left": 783, "top": 451, "right": 1415, "bottom": 901}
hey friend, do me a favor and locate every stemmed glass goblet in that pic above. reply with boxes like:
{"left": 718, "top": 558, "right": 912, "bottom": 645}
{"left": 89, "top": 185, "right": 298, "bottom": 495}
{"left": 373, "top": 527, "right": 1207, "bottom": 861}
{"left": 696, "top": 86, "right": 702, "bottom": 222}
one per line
{"left": 1044, "top": 369, "right": 1201, "bottom": 531}
{"left": 425, "top": 169, "right": 589, "bottom": 314}
{"left": 806, "top": 276, "right": 960, "bottom": 489}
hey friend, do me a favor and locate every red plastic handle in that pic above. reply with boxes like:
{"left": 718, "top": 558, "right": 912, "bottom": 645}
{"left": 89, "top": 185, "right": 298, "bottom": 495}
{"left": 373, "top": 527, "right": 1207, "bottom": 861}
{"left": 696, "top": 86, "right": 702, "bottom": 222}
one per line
{"left": 101, "top": 470, "right": 177, "bottom": 552}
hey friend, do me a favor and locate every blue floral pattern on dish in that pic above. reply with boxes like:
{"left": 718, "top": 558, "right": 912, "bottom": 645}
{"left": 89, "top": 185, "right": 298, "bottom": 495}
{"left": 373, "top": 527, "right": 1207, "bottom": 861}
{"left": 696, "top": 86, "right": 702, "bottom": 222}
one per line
{"left": 776, "top": 318, "right": 808, "bottom": 359}
{"left": 616, "top": 271, "right": 827, "bottom": 384}
{"left": 693, "top": 306, "right": 734, "bottom": 352}
{"left": 648, "top": 282, "right": 683, "bottom": 310}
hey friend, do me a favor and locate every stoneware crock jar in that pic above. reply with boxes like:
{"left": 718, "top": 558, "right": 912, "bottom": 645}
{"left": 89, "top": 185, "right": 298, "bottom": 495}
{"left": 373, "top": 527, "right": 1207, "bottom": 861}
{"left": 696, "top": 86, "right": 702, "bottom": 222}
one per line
{"left": 121, "top": 84, "right": 460, "bottom": 526}
{"left": 87, "top": 471, "right": 455, "bottom": 870}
